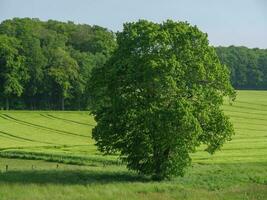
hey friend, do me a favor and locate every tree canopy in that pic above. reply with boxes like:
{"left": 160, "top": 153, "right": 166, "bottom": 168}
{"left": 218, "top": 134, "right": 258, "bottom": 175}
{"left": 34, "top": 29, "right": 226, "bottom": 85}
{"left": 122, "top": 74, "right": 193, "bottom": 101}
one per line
{"left": 216, "top": 46, "right": 267, "bottom": 89}
{"left": 89, "top": 20, "right": 235, "bottom": 180}
{"left": 0, "top": 18, "right": 267, "bottom": 110}
{"left": 0, "top": 34, "right": 27, "bottom": 110}
{"left": 0, "top": 18, "right": 116, "bottom": 110}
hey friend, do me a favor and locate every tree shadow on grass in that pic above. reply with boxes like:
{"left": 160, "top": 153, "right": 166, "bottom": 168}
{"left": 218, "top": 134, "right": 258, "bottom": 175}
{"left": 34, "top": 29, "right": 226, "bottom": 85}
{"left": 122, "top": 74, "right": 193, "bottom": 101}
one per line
{"left": 0, "top": 169, "right": 150, "bottom": 185}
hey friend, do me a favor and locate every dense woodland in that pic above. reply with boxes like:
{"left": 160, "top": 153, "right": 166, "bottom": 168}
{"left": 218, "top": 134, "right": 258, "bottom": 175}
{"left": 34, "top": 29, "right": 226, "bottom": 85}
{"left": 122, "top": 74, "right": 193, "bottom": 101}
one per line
{"left": 0, "top": 18, "right": 266, "bottom": 110}
{"left": 0, "top": 18, "right": 116, "bottom": 110}
{"left": 216, "top": 46, "right": 267, "bottom": 89}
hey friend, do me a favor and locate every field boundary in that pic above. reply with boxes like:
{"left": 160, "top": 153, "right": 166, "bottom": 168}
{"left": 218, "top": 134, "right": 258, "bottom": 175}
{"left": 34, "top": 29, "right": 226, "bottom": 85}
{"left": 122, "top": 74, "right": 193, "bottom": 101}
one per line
{"left": 0, "top": 150, "right": 122, "bottom": 167}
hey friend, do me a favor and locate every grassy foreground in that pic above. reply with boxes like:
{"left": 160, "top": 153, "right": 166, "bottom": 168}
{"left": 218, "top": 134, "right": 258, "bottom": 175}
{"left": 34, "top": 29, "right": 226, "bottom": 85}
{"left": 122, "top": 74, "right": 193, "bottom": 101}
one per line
{"left": 0, "top": 90, "right": 266, "bottom": 199}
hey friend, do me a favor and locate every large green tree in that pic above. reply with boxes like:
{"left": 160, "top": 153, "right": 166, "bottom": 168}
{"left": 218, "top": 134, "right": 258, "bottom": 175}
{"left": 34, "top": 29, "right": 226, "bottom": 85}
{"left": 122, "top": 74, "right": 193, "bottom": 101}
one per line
{"left": 0, "top": 35, "right": 27, "bottom": 110}
{"left": 89, "top": 20, "right": 235, "bottom": 180}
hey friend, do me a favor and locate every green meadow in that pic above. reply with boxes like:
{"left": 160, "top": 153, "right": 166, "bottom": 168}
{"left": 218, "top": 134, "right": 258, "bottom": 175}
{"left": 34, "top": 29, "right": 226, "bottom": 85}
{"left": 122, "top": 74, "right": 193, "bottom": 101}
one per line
{"left": 0, "top": 90, "right": 266, "bottom": 200}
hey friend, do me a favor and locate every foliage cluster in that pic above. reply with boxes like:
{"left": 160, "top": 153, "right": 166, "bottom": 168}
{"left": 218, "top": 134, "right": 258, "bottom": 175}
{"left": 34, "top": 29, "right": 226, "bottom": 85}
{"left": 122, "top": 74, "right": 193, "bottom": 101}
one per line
{"left": 1, "top": 18, "right": 267, "bottom": 110}
{"left": 0, "top": 18, "right": 116, "bottom": 110}
{"left": 216, "top": 46, "right": 267, "bottom": 89}
{"left": 89, "top": 20, "right": 235, "bottom": 179}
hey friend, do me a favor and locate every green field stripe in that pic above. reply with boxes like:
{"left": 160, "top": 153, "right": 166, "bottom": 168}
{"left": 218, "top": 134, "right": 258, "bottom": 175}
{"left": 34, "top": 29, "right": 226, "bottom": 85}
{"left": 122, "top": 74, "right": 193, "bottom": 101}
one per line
{"left": 39, "top": 113, "right": 57, "bottom": 120}
{"left": 232, "top": 121, "right": 267, "bottom": 128}
{"left": 0, "top": 151, "right": 120, "bottom": 166}
{"left": 220, "top": 146, "right": 267, "bottom": 151}
{"left": 232, "top": 136, "right": 267, "bottom": 140}
{"left": 47, "top": 113, "right": 95, "bottom": 126}
{"left": 234, "top": 127, "right": 267, "bottom": 132}
{"left": 1, "top": 113, "right": 80, "bottom": 138}
{"left": 0, "top": 114, "right": 10, "bottom": 121}
{"left": 229, "top": 137, "right": 267, "bottom": 142}
{"left": 232, "top": 119, "right": 267, "bottom": 131}
{"left": 192, "top": 152, "right": 267, "bottom": 158}
{"left": 224, "top": 104, "right": 267, "bottom": 112}
{"left": 0, "top": 130, "right": 55, "bottom": 145}
{"left": 195, "top": 146, "right": 267, "bottom": 152}
{"left": 235, "top": 100, "right": 267, "bottom": 107}
{"left": 193, "top": 156, "right": 267, "bottom": 163}
{"left": 41, "top": 113, "right": 94, "bottom": 126}
{"left": 0, "top": 144, "right": 92, "bottom": 153}
{"left": 228, "top": 114, "right": 267, "bottom": 122}
{"left": 1, "top": 114, "right": 90, "bottom": 139}
{"left": 0, "top": 133, "right": 24, "bottom": 142}
{"left": 224, "top": 109, "right": 267, "bottom": 117}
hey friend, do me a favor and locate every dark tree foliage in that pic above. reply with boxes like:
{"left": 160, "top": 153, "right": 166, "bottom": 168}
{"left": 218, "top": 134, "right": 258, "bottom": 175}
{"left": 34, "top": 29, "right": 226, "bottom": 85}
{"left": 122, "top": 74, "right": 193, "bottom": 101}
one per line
{"left": 216, "top": 46, "right": 267, "bottom": 89}
{"left": 0, "top": 18, "right": 266, "bottom": 110}
{"left": 0, "top": 34, "right": 27, "bottom": 110}
{"left": 89, "top": 20, "right": 235, "bottom": 180}
{"left": 0, "top": 18, "right": 116, "bottom": 110}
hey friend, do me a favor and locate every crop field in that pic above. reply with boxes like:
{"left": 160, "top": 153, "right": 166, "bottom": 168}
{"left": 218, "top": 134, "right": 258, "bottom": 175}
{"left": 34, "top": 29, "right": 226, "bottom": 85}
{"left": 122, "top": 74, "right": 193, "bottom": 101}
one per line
{"left": 0, "top": 90, "right": 267, "bottom": 200}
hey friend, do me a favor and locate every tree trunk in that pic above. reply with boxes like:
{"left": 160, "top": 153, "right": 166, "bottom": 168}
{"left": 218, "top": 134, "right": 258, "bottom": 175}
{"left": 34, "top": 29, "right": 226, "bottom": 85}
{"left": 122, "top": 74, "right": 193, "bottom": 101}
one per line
{"left": 30, "top": 99, "right": 34, "bottom": 110}
{"left": 153, "top": 156, "right": 163, "bottom": 181}
{"left": 152, "top": 147, "right": 170, "bottom": 181}
{"left": 78, "top": 99, "right": 81, "bottom": 111}
{"left": 33, "top": 100, "right": 36, "bottom": 110}
{"left": 32, "top": 97, "right": 36, "bottom": 110}
{"left": 152, "top": 145, "right": 163, "bottom": 181}
{"left": 5, "top": 97, "right": 9, "bottom": 110}
{"left": 61, "top": 97, "right": 65, "bottom": 110}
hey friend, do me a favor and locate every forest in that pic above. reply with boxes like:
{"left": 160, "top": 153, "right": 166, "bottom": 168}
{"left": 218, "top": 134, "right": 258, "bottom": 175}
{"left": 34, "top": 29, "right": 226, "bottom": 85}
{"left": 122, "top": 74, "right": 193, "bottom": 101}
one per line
{"left": 216, "top": 46, "right": 267, "bottom": 89}
{"left": 0, "top": 18, "right": 267, "bottom": 110}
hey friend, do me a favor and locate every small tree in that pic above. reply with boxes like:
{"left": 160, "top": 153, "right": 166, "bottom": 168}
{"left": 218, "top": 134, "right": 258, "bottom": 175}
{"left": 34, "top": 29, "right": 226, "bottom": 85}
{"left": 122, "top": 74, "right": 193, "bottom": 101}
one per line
{"left": 89, "top": 20, "right": 235, "bottom": 180}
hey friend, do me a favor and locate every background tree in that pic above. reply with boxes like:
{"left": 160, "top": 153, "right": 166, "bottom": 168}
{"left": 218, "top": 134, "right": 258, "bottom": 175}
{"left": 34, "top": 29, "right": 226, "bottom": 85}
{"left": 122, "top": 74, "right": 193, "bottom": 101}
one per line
{"left": 68, "top": 49, "right": 107, "bottom": 109}
{"left": 216, "top": 46, "right": 267, "bottom": 89}
{"left": 23, "top": 37, "right": 47, "bottom": 109}
{"left": 258, "top": 52, "right": 267, "bottom": 88}
{"left": 0, "top": 18, "right": 116, "bottom": 110}
{"left": 89, "top": 20, "right": 235, "bottom": 180}
{"left": 48, "top": 47, "right": 79, "bottom": 110}
{"left": 0, "top": 35, "right": 27, "bottom": 110}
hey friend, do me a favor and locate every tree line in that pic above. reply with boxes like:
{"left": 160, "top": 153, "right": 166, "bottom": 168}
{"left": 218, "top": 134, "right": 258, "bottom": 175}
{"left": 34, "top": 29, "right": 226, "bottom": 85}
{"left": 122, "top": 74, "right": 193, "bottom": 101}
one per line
{"left": 0, "top": 18, "right": 266, "bottom": 110}
{"left": 0, "top": 18, "right": 116, "bottom": 110}
{"left": 216, "top": 46, "right": 267, "bottom": 89}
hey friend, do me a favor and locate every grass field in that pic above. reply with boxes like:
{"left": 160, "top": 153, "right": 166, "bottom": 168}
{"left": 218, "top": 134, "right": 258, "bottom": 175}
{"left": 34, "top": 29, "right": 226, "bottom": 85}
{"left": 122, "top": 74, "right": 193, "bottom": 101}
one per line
{"left": 0, "top": 90, "right": 266, "bottom": 200}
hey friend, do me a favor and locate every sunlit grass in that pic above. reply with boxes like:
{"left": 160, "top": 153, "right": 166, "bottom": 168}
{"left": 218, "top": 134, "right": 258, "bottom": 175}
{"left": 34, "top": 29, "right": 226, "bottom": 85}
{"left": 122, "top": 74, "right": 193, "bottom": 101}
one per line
{"left": 0, "top": 90, "right": 266, "bottom": 199}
